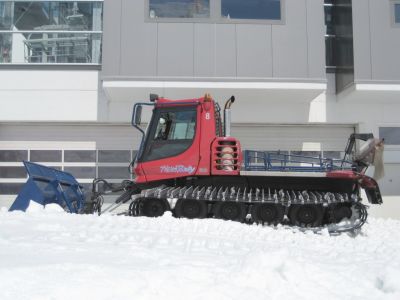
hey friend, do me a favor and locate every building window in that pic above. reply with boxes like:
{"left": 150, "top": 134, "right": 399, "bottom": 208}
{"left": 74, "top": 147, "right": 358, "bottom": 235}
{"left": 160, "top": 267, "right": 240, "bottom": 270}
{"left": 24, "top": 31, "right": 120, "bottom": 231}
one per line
{"left": 98, "top": 166, "right": 130, "bottom": 179}
{"left": 147, "top": 0, "right": 283, "bottom": 23}
{"left": 98, "top": 150, "right": 131, "bottom": 163}
{"left": 64, "top": 150, "right": 96, "bottom": 162}
{"left": 324, "top": 0, "right": 354, "bottom": 93}
{"left": 0, "top": 183, "right": 24, "bottom": 195}
{"left": 0, "top": 148, "right": 136, "bottom": 196}
{"left": 0, "top": 1, "right": 12, "bottom": 30}
{"left": 221, "top": 0, "right": 281, "bottom": 20}
{"left": 30, "top": 150, "right": 62, "bottom": 162}
{"left": 0, "top": 150, "right": 28, "bottom": 162}
{"left": 379, "top": 127, "right": 400, "bottom": 145}
{"left": 149, "top": 0, "right": 210, "bottom": 19}
{"left": 0, "top": 166, "right": 27, "bottom": 178}
{"left": 395, "top": 3, "right": 400, "bottom": 24}
{"left": 0, "top": 1, "right": 103, "bottom": 65}
{"left": 0, "top": 32, "right": 12, "bottom": 63}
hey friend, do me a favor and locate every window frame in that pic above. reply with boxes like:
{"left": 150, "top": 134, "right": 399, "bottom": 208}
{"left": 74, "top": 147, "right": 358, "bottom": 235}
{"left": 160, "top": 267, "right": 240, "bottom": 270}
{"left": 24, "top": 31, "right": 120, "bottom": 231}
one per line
{"left": 145, "top": 0, "right": 286, "bottom": 25}
{"left": 138, "top": 105, "right": 199, "bottom": 163}
{"left": 379, "top": 125, "right": 400, "bottom": 148}
{"left": 0, "top": 147, "right": 136, "bottom": 196}
{"left": 153, "top": 110, "right": 196, "bottom": 141}
{"left": 391, "top": 0, "right": 400, "bottom": 27}
{"left": 0, "top": 0, "right": 103, "bottom": 66}
{"left": 146, "top": 0, "right": 212, "bottom": 22}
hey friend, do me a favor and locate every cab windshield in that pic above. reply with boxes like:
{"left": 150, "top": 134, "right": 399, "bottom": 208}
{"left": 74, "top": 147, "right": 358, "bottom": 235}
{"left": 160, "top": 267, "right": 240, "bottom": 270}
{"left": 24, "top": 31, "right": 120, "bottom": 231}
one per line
{"left": 140, "top": 106, "right": 197, "bottom": 162}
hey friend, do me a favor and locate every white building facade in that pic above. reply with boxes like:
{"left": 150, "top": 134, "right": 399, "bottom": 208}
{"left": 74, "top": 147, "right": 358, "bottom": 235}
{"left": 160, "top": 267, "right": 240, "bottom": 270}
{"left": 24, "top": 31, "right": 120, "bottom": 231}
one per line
{"left": 0, "top": 0, "right": 399, "bottom": 218}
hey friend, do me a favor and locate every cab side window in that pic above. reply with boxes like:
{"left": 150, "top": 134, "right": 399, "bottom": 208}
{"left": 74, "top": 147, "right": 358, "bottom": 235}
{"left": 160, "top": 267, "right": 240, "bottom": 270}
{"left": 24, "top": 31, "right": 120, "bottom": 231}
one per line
{"left": 154, "top": 111, "right": 196, "bottom": 141}
{"left": 141, "top": 107, "right": 197, "bottom": 162}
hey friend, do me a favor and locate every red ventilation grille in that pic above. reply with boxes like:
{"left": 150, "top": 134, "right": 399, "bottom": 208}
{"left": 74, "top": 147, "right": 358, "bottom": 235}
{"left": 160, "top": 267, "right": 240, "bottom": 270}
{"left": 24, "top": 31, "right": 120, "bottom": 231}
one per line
{"left": 211, "top": 137, "right": 241, "bottom": 175}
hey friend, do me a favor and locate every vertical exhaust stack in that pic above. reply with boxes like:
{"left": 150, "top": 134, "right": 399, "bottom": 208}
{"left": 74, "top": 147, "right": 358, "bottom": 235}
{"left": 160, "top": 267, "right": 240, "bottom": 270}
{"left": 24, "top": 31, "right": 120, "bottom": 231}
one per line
{"left": 221, "top": 96, "right": 236, "bottom": 171}
{"left": 224, "top": 96, "right": 235, "bottom": 137}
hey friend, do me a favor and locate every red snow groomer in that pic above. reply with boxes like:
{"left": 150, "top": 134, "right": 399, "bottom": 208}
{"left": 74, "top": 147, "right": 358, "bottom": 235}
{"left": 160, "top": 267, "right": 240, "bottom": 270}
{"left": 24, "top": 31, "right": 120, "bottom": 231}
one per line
{"left": 11, "top": 94, "right": 385, "bottom": 233}
{"left": 93, "top": 94, "right": 384, "bottom": 233}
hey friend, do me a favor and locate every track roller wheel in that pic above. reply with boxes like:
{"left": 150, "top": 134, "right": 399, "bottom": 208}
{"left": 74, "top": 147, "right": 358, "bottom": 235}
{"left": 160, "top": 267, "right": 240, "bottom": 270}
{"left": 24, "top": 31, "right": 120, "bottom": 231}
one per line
{"left": 251, "top": 203, "right": 285, "bottom": 225}
{"left": 174, "top": 199, "right": 208, "bottom": 219}
{"left": 330, "top": 203, "right": 353, "bottom": 223}
{"left": 214, "top": 201, "right": 247, "bottom": 222}
{"left": 140, "top": 198, "right": 169, "bottom": 217}
{"left": 288, "top": 204, "right": 324, "bottom": 228}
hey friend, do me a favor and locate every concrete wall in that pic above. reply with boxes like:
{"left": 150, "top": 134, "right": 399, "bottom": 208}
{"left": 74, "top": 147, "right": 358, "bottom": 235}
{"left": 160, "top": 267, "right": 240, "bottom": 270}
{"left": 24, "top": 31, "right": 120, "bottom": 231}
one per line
{"left": 0, "top": 70, "right": 99, "bottom": 122}
{"left": 338, "top": 0, "right": 400, "bottom": 217}
{"left": 353, "top": 0, "right": 400, "bottom": 82}
{"left": 100, "top": 0, "right": 327, "bottom": 123}
{"left": 101, "top": 0, "right": 326, "bottom": 81}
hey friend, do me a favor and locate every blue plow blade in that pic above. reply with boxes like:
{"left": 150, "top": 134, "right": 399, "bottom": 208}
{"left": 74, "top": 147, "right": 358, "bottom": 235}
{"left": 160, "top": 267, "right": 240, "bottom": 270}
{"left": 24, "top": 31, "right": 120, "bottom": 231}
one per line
{"left": 9, "top": 161, "right": 86, "bottom": 213}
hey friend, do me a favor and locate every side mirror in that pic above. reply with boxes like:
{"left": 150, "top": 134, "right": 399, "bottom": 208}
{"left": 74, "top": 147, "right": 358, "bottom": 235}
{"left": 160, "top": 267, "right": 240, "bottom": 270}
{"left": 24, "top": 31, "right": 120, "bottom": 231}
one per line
{"left": 150, "top": 93, "right": 159, "bottom": 102}
{"left": 133, "top": 105, "right": 142, "bottom": 126}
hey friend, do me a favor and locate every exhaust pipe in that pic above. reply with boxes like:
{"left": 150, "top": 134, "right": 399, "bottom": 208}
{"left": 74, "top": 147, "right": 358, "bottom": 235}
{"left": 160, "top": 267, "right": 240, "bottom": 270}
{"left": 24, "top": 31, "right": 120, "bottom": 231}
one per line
{"left": 223, "top": 96, "right": 235, "bottom": 137}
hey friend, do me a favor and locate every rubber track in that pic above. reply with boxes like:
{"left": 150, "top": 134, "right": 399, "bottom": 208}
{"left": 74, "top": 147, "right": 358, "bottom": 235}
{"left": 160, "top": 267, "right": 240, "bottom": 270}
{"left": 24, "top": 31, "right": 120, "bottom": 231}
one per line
{"left": 128, "top": 185, "right": 368, "bottom": 234}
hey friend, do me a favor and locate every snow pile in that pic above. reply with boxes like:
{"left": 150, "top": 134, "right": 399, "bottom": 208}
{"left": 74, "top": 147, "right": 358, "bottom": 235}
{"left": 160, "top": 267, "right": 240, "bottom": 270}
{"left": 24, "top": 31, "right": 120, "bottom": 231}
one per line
{"left": 1, "top": 207, "right": 400, "bottom": 300}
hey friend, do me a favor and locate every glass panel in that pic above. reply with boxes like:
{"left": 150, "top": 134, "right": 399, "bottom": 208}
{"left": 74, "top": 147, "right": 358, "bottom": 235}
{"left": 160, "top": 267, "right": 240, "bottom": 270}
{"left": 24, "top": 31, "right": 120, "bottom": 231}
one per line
{"left": 395, "top": 4, "right": 400, "bottom": 23}
{"left": 0, "top": 150, "right": 28, "bottom": 162}
{"left": 324, "top": 5, "right": 334, "bottom": 35}
{"left": 0, "top": 183, "right": 24, "bottom": 195}
{"left": 98, "top": 167, "right": 130, "bottom": 179}
{"left": 322, "top": 151, "right": 342, "bottom": 159}
{"left": 64, "top": 166, "right": 96, "bottom": 179}
{"left": 153, "top": 110, "right": 196, "bottom": 140}
{"left": 325, "top": 37, "right": 335, "bottom": 68}
{"left": 98, "top": 150, "right": 131, "bottom": 163}
{"left": 6, "top": 32, "right": 101, "bottom": 64}
{"left": 379, "top": 127, "right": 400, "bottom": 145}
{"left": 0, "top": 167, "right": 27, "bottom": 178}
{"left": 0, "top": 1, "right": 102, "bottom": 65}
{"left": 13, "top": 1, "right": 103, "bottom": 31}
{"left": 221, "top": 0, "right": 281, "bottom": 20}
{"left": 142, "top": 107, "right": 197, "bottom": 161}
{"left": 149, "top": 0, "right": 210, "bottom": 19}
{"left": 0, "top": 1, "right": 12, "bottom": 30}
{"left": 324, "top": 0, "right": 354, "bottom": 92}
{"left": 64, "top": 150, "right": 96, "bottom": 162}
{"left": 0, "top": 33, "right": 12, "bottom": 63}
{"left": 30, "top": 150, "right": 62, "bottom": 162}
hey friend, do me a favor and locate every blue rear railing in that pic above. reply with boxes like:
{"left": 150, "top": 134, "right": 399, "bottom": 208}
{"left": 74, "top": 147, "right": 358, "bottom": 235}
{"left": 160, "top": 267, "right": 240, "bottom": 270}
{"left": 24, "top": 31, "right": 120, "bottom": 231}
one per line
{"left": 243, "top": 150, "right": 352, "bottom": 172}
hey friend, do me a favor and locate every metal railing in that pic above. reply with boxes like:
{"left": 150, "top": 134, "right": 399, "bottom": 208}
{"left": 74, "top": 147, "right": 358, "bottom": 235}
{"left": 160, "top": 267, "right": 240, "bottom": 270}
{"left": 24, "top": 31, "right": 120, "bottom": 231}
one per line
{"left": 243, "top": 150, "right": 353, "bottom": 172}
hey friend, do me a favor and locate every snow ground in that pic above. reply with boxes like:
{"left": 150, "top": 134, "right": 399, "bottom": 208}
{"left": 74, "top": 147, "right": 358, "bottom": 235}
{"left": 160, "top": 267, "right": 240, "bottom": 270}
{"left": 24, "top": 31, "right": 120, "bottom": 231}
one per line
{"left": 1, "top": 205, "right": 400, "bottom": 300}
